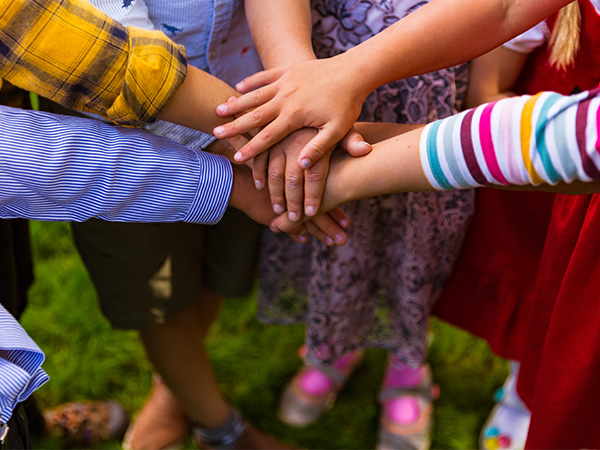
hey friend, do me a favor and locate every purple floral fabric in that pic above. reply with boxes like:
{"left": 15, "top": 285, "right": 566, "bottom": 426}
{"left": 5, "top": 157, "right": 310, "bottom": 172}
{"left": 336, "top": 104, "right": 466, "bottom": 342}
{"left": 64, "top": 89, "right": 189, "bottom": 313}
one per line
{"left": 258, "top": 0, "right": 475, "bottom": 367}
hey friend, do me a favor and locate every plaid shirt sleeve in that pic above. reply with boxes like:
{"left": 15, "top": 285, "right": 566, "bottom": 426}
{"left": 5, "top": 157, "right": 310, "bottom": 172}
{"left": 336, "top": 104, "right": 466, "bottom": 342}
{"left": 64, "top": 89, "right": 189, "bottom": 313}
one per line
{"left": 0, "top": 0, "right": 187, "bottom": 125}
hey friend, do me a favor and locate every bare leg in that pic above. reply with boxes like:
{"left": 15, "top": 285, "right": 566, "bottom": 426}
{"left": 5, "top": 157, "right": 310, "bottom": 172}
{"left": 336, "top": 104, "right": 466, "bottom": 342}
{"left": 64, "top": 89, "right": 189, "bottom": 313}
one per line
{"left": 132, "top": 289, "right": 292, "bottom": 450}
{"left": 139, "top": 289, "right": 229, "bottom": 428}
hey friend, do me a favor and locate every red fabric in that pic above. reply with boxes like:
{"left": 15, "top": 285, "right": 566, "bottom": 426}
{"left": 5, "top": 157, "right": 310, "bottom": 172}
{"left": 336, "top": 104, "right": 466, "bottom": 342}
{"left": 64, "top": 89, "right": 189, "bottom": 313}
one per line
{"left": 518, "top": 195, "right": 600, "bottom": 448}
{"left": 433, "top": 189, "right": 554, "bottom": 361}
{"left": 432, "top": 1, "right": 600, "bottom": 447}
{"left": 514, "top": 1, "right": 600, "bottom": 95}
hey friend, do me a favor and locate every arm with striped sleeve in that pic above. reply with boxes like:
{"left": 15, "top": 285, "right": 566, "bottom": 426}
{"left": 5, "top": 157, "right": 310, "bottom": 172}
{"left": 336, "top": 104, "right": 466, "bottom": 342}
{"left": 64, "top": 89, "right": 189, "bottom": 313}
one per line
{"left": 420, "top": 89, "right": 600, "bottom": 190}
{"left": 271, "top": 88, "right": 600, "bottom": 234}
{"left": 0, "top": 106, "right": 344, "bottom": 245}
{"left": 0, "top": 105, "right": 232, "bottom": 224}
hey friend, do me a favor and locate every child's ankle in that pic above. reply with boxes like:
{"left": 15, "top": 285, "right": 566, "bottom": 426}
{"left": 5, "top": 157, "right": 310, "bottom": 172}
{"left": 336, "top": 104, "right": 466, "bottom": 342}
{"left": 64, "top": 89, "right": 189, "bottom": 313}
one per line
{"left": 384, "top": 356, "right": 426, "bottom": 388}
{"left": 300, "top": 350, "right": 363, "bottom": 396}
{"left": 192, "top": 407, "right": 246, "bottom": 449}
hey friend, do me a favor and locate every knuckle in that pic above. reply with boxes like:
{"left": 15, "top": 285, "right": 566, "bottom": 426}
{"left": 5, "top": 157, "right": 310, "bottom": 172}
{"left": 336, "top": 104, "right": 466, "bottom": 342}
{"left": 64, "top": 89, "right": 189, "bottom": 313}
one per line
{"left": 250, "top": 108, "right": 263, "bottom": 122}
{"left": 260, "top": 127, "right": 273, "bottom": 142}
{"left": 310, "top": 142, "right": 329, "bottom": 157}
{"left": 285, "top": 174, "right": 302, "bottom": 190}
{"left": 251, "top": 88, "right": 263, "bottom": 101}
{"left": 268, "top": 168, "right": 283, "bottom": 184}
{"left": 305, "top": 170, "right": 325, "bottom": 185}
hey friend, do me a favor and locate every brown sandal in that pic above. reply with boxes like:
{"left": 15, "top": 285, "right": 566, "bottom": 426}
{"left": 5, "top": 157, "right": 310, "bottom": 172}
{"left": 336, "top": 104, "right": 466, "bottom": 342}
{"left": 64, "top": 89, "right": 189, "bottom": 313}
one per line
{"left": 43, "top": 400, "right": 129, "bottom": 447}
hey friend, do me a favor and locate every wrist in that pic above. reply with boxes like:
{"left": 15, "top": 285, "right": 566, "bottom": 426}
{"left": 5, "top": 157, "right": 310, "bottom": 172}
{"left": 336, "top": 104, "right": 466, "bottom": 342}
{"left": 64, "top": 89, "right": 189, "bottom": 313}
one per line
{"left": 323, "top": 152, "right": 362, "bottom": 210}
{"left": 339, "top": 48, "right": 382, "bottom": 99}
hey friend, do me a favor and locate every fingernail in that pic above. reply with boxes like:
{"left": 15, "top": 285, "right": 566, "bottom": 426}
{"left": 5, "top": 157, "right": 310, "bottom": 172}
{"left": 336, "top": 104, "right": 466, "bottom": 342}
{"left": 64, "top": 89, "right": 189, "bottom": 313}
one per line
{"left": 335, "top": 233, "right": 345, "bottom": 244}
{"left": 288, "top": 211, "right": 299, "bottom": 222}
{"left": 273, "top": 204, "right": 284, "bottom": 214}
{"left": 340, "top": 218, "right": 349, "bottom": 228}
{"left": 360, "top": 141, "right": 371, "bottom": 149}
{"left": 216, "top": 105, "right": 228, "bottom": 115}
{"left": 300, "top": 158, "right": 311, "bottom": 169}
{"left": 235, "top": 81, "right": 245, "bottom": 90}
{"left": 298, "top": 234, "right": 308, "bottom": 243}
{"left": 270, "top": 226, "right": 280, "bottom": 233}
{"left": 325, "top": 236, "right": 334, "bottom": 246}
{"left": 214, "top": 126, "right": 225, "bottom": 136}
{"left": 233, "top": 152, "right": 243, "bottom": 162}
{"left": 255, "top": 180, "right": 263, "bottom": 190}
{"left": 305, "top": 206, "right": 315, "bottom": 216}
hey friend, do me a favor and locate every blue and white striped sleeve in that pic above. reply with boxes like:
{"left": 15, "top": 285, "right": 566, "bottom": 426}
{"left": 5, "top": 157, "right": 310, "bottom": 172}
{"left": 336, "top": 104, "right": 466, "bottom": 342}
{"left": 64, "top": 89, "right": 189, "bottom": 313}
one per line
{"left": 0, "top": 304, "right": 49, "bottom": 424}
{"left": 0, "top": 106, "right": 233, "bottom": 225}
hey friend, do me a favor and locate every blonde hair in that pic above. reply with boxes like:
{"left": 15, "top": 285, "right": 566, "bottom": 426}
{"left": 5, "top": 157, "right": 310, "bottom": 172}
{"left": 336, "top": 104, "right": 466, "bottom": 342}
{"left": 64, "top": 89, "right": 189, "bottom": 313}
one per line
{"left": 548, "top": 2, "right": 581, "bottom": 70}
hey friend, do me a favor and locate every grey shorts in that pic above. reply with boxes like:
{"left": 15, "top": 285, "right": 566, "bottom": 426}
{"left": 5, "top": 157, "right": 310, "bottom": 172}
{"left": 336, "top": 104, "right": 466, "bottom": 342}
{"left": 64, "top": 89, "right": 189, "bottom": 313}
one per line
{"left": 71, "top": 208, "right": 260, "bottom": 330}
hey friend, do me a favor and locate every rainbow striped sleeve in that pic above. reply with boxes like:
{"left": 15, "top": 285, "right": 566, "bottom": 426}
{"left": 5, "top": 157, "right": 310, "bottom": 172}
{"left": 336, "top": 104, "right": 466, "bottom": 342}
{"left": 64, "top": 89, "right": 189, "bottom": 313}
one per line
{"left": 420, "top": 89, "right": 600, "bottom": 189}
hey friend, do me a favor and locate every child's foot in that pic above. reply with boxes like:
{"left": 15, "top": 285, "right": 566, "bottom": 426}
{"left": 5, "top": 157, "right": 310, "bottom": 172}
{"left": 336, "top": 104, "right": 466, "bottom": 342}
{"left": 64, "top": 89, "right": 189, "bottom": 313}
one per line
{"left": 480, "top": 363, "right": 530, "bottom": 450}
{"left": 277, "top": 346, "right": 364, "bottom": 427}
{"left": 122, "top": 375, "right": 190, "bottom": 450}
{"left": 377, "top": 358, "right": 437, "bottom": 450}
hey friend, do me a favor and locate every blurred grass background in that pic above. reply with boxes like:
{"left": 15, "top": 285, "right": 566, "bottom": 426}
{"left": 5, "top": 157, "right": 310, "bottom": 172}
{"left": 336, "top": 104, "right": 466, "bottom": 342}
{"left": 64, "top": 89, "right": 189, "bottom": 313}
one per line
{"left": 21, "top": 220, "right": 507, "bottom": 449}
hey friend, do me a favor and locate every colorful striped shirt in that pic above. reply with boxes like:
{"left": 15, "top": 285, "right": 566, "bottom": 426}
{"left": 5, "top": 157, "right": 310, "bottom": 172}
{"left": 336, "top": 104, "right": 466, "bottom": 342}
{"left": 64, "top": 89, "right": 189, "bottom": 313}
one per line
{"left": 0, "top": 105, "right": 232, "bottom": 225}
{"left": 420, "top": 88, "right": 600, "bottom": 189}
{"left": 0, "top": 0, "right": 187, "bottom": 126}
{"left": 0, "top": 304, "right": 48, "bottom": 425}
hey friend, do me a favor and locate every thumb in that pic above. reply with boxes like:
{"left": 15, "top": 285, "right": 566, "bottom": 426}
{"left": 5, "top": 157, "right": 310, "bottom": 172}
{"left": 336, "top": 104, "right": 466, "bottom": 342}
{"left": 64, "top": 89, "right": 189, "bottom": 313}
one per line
{"left": 340, "top": 127, "right": 372, "bottom": 157}
{"left": 297, "top": 127, "right": 344, "bottom": 169}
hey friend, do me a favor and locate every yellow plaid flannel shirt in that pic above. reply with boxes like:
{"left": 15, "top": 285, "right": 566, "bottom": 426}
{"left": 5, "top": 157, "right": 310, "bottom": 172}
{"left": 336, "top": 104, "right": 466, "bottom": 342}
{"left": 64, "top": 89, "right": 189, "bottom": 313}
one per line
{"left": 0, "top": 0, "right": 187, "bottom": 125}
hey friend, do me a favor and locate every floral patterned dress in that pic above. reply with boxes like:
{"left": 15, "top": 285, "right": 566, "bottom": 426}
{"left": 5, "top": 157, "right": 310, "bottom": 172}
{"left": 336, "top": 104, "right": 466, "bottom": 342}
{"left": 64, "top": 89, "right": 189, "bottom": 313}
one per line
{"left": 258, "top": 0, "right": 475, "bottom": 367}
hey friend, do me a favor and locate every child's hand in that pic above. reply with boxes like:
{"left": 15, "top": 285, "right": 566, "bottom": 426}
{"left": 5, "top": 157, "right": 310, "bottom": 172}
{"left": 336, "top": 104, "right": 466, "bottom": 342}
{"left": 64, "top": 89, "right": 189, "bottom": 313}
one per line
{"left": 252, "top": 128, "right": 330, "bottom": 221}
{"left": 229, "top": 164, "right": 349, "bottom": 246}
{"left": 213, "top": 57, "right": 372, "bottom": 169}
{"left": 252, "top": 127, "right": 371, "bottom": 221}
{"left": 269, "top": 207, "right": 349, "bottom": 247}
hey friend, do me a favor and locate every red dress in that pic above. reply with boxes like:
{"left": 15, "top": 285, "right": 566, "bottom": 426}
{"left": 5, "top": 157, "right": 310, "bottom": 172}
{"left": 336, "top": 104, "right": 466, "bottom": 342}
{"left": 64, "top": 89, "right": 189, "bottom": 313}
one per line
{"left": 433, "top": 1, "right": 600, "bottom": 447}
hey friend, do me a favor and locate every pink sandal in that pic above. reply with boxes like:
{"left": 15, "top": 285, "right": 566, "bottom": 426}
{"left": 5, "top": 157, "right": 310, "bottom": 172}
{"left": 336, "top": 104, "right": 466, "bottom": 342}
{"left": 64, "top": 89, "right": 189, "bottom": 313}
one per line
{"left": 277, "top": 346, "right": 363, "bottom": 427}
{"left": 377, "top": 364, "right": 438, "bottom": 450}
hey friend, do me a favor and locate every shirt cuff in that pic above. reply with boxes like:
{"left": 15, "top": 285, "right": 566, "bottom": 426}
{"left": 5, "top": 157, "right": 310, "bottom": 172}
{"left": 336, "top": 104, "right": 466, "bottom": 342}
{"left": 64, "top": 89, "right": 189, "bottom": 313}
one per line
{"left": 184, "top": 152, "right": 233, "bottom": 225}
{"left": 0, "top": 307, "right": 49, "bottom": 424}
{"left": 103, "top": 27, "right": 188, "bottom": 126}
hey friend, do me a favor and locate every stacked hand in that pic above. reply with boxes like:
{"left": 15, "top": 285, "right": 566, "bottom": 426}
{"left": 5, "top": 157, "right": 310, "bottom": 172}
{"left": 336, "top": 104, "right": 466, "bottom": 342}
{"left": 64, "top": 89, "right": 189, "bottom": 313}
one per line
{"left": 213, "top": 58, "right": 372, "bottom": 168}
{"left": 213, "top": 59, "right": 376, "bottom": 242}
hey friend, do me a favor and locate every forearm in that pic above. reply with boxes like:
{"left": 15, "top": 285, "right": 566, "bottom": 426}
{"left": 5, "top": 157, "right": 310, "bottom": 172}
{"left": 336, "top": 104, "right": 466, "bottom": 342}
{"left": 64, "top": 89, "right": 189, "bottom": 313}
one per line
{"left": 0, "top": 106, "right": 233, "bottom": 224}
{"left": 325, "top": 88, "right": 600, "bottom": 208}
{"left": 465, "top": 46, "right": 528, "bottom": 108}
{"left": 0, "top": 0, "right": 187, "bottom": 126}
{"left": 338, "top": 0, "right": 569, "bottom": 98}
{"left": 245, "top": 0, "right": 314, "bottom": 67}
{"left": 322, "top": 128, "right": 430, "bottom": 209}
{"left": 465, "top": 21, "right": 546, "bottom": 108}
{"left": 157, "top": 65, "right": 242, "bottom": 134}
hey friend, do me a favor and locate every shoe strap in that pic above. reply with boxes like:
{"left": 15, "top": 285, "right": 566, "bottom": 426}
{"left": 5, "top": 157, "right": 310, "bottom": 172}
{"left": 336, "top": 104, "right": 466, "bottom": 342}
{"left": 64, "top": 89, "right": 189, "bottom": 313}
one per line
{"left": 378, "top": 385, "right": 433, "bottom": 404}
{"left": 302, "top": 361, "right": 348, "bottom": 385}
{"left": 302, "top": 352, "right": 362, "bottom": 386}
{"left": 191, "top": 408, "right": 246, "bottom": 449}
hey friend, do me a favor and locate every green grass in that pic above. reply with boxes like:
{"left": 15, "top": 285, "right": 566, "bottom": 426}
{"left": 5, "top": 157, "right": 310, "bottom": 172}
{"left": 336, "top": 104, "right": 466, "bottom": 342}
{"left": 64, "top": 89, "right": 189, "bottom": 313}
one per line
{"left": 21, "top": 221, "right": 507, "bottom": 449}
